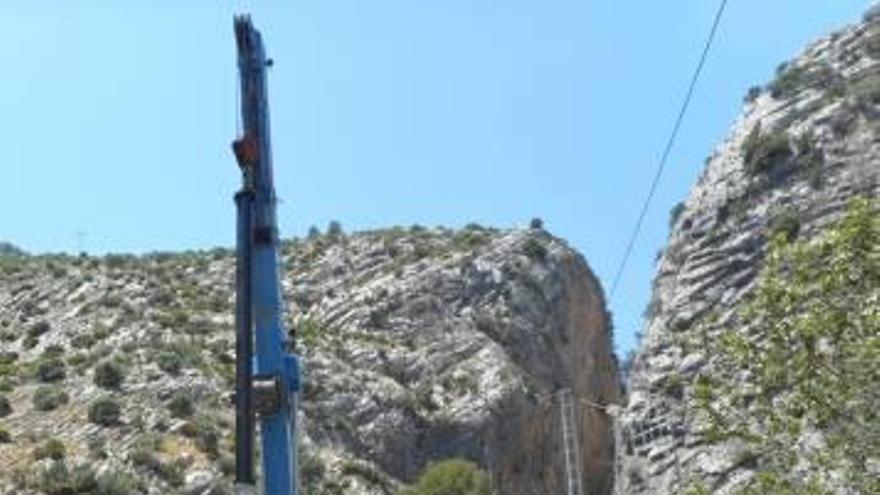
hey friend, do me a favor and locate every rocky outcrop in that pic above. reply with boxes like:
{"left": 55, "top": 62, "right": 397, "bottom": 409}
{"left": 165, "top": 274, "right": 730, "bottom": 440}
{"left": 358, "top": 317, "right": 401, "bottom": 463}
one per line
{"left": 618, "top": 10, "right": 880, "bottom": 495}
{"left": 0, "top": 225, "right": 619, "bottom": 494}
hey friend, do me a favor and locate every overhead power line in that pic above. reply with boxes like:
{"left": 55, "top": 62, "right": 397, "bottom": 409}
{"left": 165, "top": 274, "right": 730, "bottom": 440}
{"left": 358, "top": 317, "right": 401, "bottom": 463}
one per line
{"left": 609, "top": 0, "right": 730, "bottom": 299}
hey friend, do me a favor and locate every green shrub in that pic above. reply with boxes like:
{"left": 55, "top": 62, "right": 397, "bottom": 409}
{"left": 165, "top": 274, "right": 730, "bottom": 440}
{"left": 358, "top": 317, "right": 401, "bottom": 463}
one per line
{"left": 795, "top": 131, "right": 825, "bottom": 188}
{"left": 130, "top": 440, "right": 184, "bottom": 487}
{"left": 742, "top": 124, "right": 792, "bottom": 175}
{"left": 42, "top": 344, "right": 64, "bottom": 357}
{"left": 28, "top": 320, "right": 50, "bottom": 339}
{"left": 744, "top": 85, "right": 762, "bottom": 103}
{"left": 327, "top": 220, "right": 343, "bottom": 239}
{"left": 94, "top": 470, "right": 137, "bottom": 495}
{"left": 0, "top": 351, "right": 17, "bottom": 365}
{"left": 23, "top": 334, "right": 39, "bottom": 350}
{"left": 454, "top": 230, "right": 488, "bottom": 251}
{"left": 768, "top": 208, "right": 801, "bottom": 242}
{"left": 399, "top": 458, "right": 491, "bottom": 495}
{"left": 94, "top": 360, "right": 125, "bottom": 389}
{"left": 155, "top": 351, "right": 183, "bottom": 375}
{"left": 529, "top": 217, "right": 544, "bottom": 230}
{"left": 167, "top": 392, "right": 194, "bottom": 418}
{"left": 36, "top": 460, "right": 71, "bottom": 495}
{"left": 669, "top": 202, "right": 686, "bottom": 228}
{"left": 180, "top": 415, "right": 220, "bottom": 457}
{"left": 768, "top": 63, "right": 834, "bottom": 99}
{"left": 154, "top": 342, "right": 201, "bottom": 375}
{"left": 88, "top": 397, "right": 122, "bottom": 426}
{"left": 0, "top": 427, "right": 11, "bottom": 443}
{"left": 36, "top": 358, "right": 66, "bottom": 383}
{"left": 0, "top": 394, "right": 11, "bottom": 417}
{"left": 522, "top": 237, "right": 547, "bottom": 262}
{"left": 70, "top": 464, "right": 98, "bottom": 492}
{"left": 32, "top": 385, "right": 69, "bottom": 411}
{"left": 300, "top": 445, "right": 326, "bottom": 490}
{"left": 340, "top": 460, "right": 389, "bottom": 488}
{"left": 850, "top": 74, "right": 880, "bottom": 107}
{"left": 33, "top": 438, "right": 66, "bottom": 461}
{"left": 865, "top": 30, "right": 880, "bottom": 58}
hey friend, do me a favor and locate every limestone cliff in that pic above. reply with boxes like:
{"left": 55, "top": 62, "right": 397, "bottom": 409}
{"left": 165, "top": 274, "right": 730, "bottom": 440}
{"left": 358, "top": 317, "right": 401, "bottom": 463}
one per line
{"left": 618, "top": 8, "right": 880, "bottom": 494}
{"left": 0, "top": 225, "right": 619, "bottom": 494}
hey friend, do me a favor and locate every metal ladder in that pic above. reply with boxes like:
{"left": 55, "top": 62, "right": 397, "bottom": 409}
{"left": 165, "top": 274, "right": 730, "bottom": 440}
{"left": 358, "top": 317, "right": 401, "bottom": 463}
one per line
{"left": 559, "top": 388, "right": 585, "bottom": 495}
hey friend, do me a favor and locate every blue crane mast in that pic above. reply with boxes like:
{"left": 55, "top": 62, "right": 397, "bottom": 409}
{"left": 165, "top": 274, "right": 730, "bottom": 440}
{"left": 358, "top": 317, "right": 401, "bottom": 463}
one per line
{"left": 231, "top": 15, "right": 300, "bottom": 495}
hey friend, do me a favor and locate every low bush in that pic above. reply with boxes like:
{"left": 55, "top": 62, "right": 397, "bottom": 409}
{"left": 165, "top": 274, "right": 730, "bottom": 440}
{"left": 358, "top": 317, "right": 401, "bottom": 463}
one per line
{"left": 94, "top": 360, "right": 126, "bottom": 389}
{"left": 36, "top": 358, "right": 66, "bottom": 383}
{"left": 94, "top": 470, "right": 138, "bottom": 495}
{"left": 0, "top": 394, "right": 11, "bottom": 417}
{"left": 768, "top": 208, "right": 801, "bottom": 242}
{"left": 28, "top": 320, "right": 50, "bottom": 339}
{"left": 88, "top": 397, "right": 122, "bottom": 426}
{"left": 744, "top": 85, "right": 762, "bottom": 103}
{"left": 669, "top": 202, "right": 686, "bottom": 229}
{"left": 155, "top": 351, "right": 182, "bottom": 375}
{"left": 167, "top": 392, "right": 194, "bottom": 418}
{"left": 399, "top": 458, "right": 491, "bottom": 495}
{"left": 180, "top": 415, "right": 220, "bottom": 458}
{"left": 768, "top": 63, "right": 834, "bottom": 99}
{"left": 33, "top": 438, "right": 66, "bottom": 461}
{"left": 32, "top": 385, "right": 68, "bottom": 411}
{"left": 529, "top": 217, "right": 544, "bottom": 230}
{"left": 522, "top": 237, "right": 547, "bottom": 262}
{"left": 742, "top": 124, "right": 792, "bottom": 175}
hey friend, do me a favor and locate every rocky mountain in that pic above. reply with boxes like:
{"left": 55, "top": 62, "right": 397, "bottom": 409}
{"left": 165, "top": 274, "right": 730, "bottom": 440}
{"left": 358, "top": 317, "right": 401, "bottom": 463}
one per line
{"left": 0, "top": 224, "right": 620, "bottom": 494}
{"left": 618, "top": 7, "right": 880, "bottom": 495}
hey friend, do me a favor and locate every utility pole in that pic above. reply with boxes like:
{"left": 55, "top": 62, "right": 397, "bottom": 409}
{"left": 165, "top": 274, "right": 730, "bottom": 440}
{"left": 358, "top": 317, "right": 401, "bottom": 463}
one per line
{"left": 559, "top": 389, "right": 585, "bottom": 495}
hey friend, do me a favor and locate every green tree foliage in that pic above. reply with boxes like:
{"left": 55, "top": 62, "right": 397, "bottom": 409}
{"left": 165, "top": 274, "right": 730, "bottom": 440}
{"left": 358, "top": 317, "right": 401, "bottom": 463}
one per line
{"left": 398, "top": 458, "right": 491, "bottom": 495}
{"left": 693, "top": 198, "right": 880, "bottom": 494}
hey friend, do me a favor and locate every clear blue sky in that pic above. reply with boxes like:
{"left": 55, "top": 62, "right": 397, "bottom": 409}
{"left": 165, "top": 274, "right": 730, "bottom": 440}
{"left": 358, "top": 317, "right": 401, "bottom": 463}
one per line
{"left": 0, "top": 1, "right": 871, "bottom": 355}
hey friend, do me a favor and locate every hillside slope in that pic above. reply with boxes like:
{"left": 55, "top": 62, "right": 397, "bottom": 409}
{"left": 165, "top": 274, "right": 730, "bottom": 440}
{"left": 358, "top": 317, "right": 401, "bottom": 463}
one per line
{"left": 0, "top": 225, "right": 620, "bottom": 495}
{"left": 618, "top": 9, "right": 880, "bottom": 495}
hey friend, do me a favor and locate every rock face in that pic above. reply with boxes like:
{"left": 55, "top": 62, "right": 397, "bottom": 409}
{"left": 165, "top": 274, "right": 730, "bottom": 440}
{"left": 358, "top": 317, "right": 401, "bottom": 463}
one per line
{"left": 618, "top": 11, "right": 880, "bottom": 495}
{"left": 0, "top": 225, "right": 620, "bottom": 494}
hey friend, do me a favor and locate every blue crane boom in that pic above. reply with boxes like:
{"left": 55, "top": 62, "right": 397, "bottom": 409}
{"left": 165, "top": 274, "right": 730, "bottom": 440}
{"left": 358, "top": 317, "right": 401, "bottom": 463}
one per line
{"left": 231, "top": 15, "right": 300, "bottom": 495}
